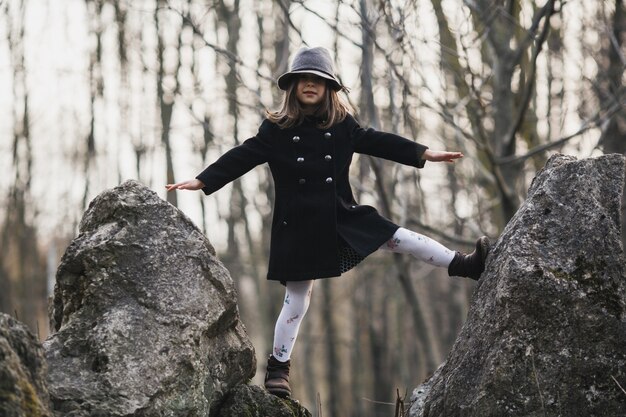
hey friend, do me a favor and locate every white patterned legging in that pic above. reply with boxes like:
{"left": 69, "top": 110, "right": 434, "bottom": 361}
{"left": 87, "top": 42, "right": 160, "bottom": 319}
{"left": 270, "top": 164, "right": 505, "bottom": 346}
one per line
{"left": 271, "top": 227, "right": 455, "bottom": 362}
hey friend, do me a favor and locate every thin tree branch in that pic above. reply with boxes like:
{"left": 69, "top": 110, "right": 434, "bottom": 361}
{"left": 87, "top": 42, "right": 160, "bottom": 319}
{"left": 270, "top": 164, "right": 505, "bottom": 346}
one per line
{"left": 503, "top": 0, "right": 556, "bottom": 149}
{"left": 511, "top": 0, "right": 557, "bottom": 64}
{"left": 274, "top": 0, "right": 308, "bottom": 43}
{"left": 496, "top": 99, "right": 624, "bottom": 165}
{"left": 407, "top": 218, "right": 476, "bottom": 246}
{"left": 167, "top": 5, "right": 275, "bottom": 84}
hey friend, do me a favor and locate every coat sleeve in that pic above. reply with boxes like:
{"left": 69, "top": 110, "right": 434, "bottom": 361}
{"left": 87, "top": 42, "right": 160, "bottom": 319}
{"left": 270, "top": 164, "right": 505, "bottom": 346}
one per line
{"left": 346, "top": 115, "right": 428, "bottom": 168}
{"left": 196, "top": 120, "right": 273, "bottom": 195}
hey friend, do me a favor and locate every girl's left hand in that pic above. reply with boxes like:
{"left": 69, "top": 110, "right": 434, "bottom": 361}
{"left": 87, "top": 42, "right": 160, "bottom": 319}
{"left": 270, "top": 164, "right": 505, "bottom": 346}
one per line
{"left": 423, "top": 149, "right": 464, "bottom": 163}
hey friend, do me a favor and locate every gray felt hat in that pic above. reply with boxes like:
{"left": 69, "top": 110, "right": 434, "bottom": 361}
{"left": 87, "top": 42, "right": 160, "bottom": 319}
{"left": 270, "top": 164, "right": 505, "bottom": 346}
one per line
{"left": 277, "top": 47, "right": 344, "bottom": 91}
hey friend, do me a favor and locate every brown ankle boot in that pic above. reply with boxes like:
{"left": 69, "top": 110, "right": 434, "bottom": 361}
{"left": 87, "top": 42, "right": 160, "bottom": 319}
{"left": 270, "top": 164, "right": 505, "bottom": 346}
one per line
{"left": 448, "top": 236, "right": 491, "bottom": 280}
{"left": 264, "top": 355, "right": 291, "bottom": 398}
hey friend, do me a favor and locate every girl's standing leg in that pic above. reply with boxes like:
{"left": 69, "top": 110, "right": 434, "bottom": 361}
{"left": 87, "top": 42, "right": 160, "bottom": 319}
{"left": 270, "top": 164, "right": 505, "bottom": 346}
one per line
{"left": 265, "top": 279, "right": 314, "bottom": 398}
{"left": 272, "top": 280, "right": 315, "bottom": 361}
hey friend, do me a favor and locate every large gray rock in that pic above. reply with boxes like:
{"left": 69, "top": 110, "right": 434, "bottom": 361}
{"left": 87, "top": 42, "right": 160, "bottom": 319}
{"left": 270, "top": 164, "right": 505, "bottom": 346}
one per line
{"left": 410, "top": 154, "right": 626, "bottom": 417}
{"left": 0, "top": 313, "right": 52, "bottom": 417}
{"left": 44, "top": 180, "right": 255, "bottom": 417}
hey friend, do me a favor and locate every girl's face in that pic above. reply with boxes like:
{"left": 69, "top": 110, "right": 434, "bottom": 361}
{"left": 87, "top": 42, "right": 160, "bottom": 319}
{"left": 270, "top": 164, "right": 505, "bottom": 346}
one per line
{"left": 295, "top": 74, "right": 326, "bottom": 112}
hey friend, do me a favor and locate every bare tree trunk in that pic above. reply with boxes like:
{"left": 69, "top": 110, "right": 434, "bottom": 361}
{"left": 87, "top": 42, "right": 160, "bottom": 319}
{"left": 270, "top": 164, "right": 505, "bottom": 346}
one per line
{"left": 113, "top": 0, "right": 132, "bottom": 182}
{"left": 302, "top": 317, "right": 317, "bottom": 409}
{"left": 0, "top": 0, "right": 15, "bottom": 317}
{"left": 359, "top": 0, "right": 391, "bottom": 400}
{"left": 83, "top": 0, "right": 103, "bottom": 209}
{"left": 135, "top": 13, "right": 151, "bottom": 184}
{"left": 198, "top": 113, "right": 212, "bottom": 234}
{"left": 350, "top": 275, "right": 367, "bottom": 417}
{"left": 189, "top": 5, "right": 213, "bottom": 233}
{"left": 321, "top": 279, "right": 342, "bottom": 416}
{"left": 360, "top": 0, "right": 438, "bottom": 382}
{"left": 598, "top": 0, "right": 626, "bottom": 248}
{"left": 0, "top": 0, "right": 46, "bottom": 335}
{"left": 214, "top": 0, "right": 256, "bottom": 321}
{"left": 155, "top": 0, "right": 180, "bottom": 207}
{"left": 599, "top": 0, "right": 626, "bottom": 154}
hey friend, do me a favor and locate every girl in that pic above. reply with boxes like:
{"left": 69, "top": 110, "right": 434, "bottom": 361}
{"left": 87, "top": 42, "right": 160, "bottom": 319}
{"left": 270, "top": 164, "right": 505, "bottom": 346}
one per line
{"left": 166, "top": 46, "right": 490, "bottom": 399}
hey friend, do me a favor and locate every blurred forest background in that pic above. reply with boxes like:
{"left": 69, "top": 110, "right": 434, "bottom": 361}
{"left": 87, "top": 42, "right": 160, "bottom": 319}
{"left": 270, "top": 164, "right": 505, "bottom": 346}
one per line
{"left": 0, "top": 0, "right": 624, "bottom": 415}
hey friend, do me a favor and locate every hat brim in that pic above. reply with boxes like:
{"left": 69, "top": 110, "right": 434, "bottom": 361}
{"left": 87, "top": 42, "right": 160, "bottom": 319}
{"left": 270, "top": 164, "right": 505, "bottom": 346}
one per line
{"left": 277, "top": 70, "right": 343, "bottom": 91}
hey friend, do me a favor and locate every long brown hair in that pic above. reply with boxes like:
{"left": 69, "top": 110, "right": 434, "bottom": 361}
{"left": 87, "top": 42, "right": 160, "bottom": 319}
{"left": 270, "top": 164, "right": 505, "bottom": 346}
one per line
{"left": 266, "top": 78, "right": 352, "bottom": 129}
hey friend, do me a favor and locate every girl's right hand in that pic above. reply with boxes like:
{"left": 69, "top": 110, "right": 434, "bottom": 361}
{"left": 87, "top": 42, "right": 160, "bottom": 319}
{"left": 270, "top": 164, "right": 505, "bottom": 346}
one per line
{"left": 423, "top": 149, "right": 464, "bottom": 163}
{"left": 165, "top": 179, "right": 204, "bottom": 192}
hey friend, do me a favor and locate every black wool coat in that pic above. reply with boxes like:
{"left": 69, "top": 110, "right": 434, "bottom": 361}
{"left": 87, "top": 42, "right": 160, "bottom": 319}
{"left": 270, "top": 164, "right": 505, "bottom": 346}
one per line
{"left": 196, "top": 114, "right": 428, "bottom": 282}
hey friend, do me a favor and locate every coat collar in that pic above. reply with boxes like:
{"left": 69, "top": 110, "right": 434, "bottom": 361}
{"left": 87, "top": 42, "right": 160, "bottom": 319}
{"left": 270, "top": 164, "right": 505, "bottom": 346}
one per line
{"left": 302, "top": 114, "right": 327, "bottom": 126}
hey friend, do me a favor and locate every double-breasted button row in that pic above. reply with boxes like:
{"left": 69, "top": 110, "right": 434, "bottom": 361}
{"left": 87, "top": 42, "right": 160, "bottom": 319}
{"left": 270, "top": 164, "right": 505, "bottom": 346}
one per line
{"left": 294, "top": 133, "right": 330, "bottom": 141}
{"left": 298, "top": 178, "right": 333, "bottom": 184}
{"left": 298, "top": 177, "right": 333, "bottom": 185}
{"left": 296, "top": 155, "right": 330, "bottom": 162}
{"left": 296, "top": 156, "right": 331, "bottom": 162}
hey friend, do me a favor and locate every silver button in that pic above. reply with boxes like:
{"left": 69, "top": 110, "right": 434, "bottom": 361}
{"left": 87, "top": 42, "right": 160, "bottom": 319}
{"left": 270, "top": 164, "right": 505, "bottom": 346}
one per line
{"left": 351, "top": 205, "right": 356, "bottom": 209}
{"left": 293, "top": 136, "right": 300, "bottom": 143}
{"left": 283, "top": 221, "right": 288, "bottom": 226}
{"left": 324, "top": 132, "right": 332, "bottom": 138}
{"left": 299, "top": 178, "right": 306, "bottom": 185}
{"left": 297, "top": 157, "right": 304, "bottom": 162}
{"left": 325, "top": 155, "right": 332, "bottom": 161}
{"left": 326, "top": 177, "right": 333, "bottom": 184}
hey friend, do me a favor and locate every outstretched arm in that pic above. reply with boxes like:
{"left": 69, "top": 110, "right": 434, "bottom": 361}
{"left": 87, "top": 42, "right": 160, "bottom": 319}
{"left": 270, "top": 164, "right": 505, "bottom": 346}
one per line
{"left": 165, "top": 179, "right": 205, "bottom": 192}
{"left": 423, "top": 149, "right": 463, "bottom": 163}
{"left": 347, "top": 114, "right": 463, "bottom": 166}
{"left": 166, "top": 120, "right": 273, "bottom": 196}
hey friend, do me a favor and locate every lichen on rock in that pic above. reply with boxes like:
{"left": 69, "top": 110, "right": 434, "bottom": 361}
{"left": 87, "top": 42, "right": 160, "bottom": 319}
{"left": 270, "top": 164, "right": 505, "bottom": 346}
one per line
{"left": 0, "top": 313, "right": 52, "bottom": 417}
